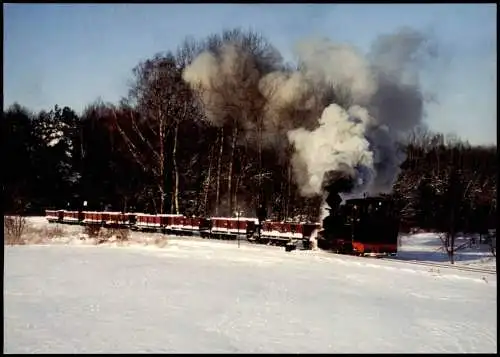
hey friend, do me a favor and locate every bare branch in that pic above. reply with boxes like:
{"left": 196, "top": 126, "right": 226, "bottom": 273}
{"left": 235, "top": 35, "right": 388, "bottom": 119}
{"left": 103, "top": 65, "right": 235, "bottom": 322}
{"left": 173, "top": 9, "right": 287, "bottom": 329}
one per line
{"left": 129, "top": 111, "right": 161, "bottom": 163}
{"left": 112, "top": 110, "right": 160, "bottom": 178}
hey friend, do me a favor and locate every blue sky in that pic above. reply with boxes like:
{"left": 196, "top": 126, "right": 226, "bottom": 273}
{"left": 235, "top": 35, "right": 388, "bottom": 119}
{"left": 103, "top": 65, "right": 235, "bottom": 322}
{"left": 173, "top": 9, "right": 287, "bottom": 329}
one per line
{"left": 3, "top": 4, "right": 497, "bottom": 145}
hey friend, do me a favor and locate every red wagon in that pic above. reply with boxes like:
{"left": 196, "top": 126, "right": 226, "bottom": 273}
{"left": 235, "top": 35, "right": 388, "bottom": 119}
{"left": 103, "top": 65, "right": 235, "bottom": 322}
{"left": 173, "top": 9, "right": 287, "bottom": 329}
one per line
{"left": 210, "top": 217, "right": 258, "bottom": 239}
{"left": 135, "top": 213, "right": 161, "bottom": 231}
{"left": 83, "top": 211, "right": 103, "bottom": 225}
{"left": 105, "top": 212, "right": 129, "bottom": 227}
{"left": 62, "top": 210, "right": 82, "bottom": 224}
{"left": 260, "top": 221, "right": 320, "bottom": 246}
{"left": 45, "top": 209, "right": 63, "bottom": 223}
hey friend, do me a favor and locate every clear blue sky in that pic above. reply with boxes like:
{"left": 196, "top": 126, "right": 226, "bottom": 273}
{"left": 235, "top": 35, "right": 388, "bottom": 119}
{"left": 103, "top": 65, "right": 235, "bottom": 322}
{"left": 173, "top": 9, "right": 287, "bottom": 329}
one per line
{"left": 3, "top": 4, "right": 497, "bottom": 145}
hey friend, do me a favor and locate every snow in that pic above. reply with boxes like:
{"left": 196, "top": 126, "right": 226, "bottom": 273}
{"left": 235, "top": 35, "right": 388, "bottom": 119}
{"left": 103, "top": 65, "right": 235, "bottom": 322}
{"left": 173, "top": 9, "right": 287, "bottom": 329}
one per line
{"left": 4, "top": 217, "right": 497, "bottom": 353}
{"left": 47, "top": 137, "right": 61, "bottom": 147}
{"left": 395, "top": 232, "right": 496, "bottom": 270}
{"left": 18, "top": 217, "right": 497, "bottom": 271}
{"left": 45, "top": 130, "right": 65, "bottom": 147}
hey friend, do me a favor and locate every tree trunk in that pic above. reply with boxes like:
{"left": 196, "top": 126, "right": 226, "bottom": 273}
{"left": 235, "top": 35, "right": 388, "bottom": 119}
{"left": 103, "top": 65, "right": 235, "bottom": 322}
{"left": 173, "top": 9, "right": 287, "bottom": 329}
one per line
{"left": 172, "top": 121, "right": 180, "bottom": 214}
{"left": 258, "top": 117, "right": 263, "bottom": 206}
{"left": 280, "top": 180, "right": 286, "bottom": 221}
{"left": 203, "top": 144, "right": 215, "bottom": 217}
{"left": 152, "top": 189, "right": 158, "bottom": 214}
{"left": 449, "top": 231, "right": 455, "bottom": 264}
{"left": 286, "top": 162, "right": 292, "bottom": 220}
{"left": 215, "top": 128, "right": 224, "bottom": 216}
{"left": 234, "top": 169, "right": 241, "bottom": 215}
{"left": 159, "top": 187, "right": 165, "bottom": 215}
{"left": 80, "top": 124, "right": 86, "bottom": 207}
{"left": 159, "top": 111, "right": 165, "bottom": 214}
{"left": 227, "top": 125, "right": 238, "bottom": 215}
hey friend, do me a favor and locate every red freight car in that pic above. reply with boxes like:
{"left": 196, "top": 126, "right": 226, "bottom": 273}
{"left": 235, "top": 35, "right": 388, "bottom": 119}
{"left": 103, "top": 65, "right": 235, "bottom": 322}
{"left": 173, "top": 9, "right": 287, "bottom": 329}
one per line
{"left": 259, "top": 221, "right": 320, "bottom": 246}
{"left": 135, "top": 213, "right": 161, "bottom": 231}
{"left": 45, "top": 209, "right": 63, "bottom": 223}
{"left": 106, "top": 212, "right": 129, "bottom": 227}
{"left": 62, "top": 210, "right": 82, "bottom": 224}
{"left": 210, "top": 217, "right": 258, "bottom": 239}
{"left": 83, "top": 211, "right": 103, "bottom": 225}
{"left": 158, "top": 214, "right": 184, "bottom": 234}
{"left": 180, "top": 216, "right": 203, "bottom": 235}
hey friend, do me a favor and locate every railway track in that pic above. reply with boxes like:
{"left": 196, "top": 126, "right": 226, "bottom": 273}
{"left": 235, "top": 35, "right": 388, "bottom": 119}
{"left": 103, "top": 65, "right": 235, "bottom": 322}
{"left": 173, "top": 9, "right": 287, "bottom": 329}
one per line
{"left": 185, "top": 237, "right": 498, "bottom": 275}
{"left": 380, "top": 257, "right": 497, "bottom": 275}
{"left": 315, "top": 249, "right": 496, "bottom": 275}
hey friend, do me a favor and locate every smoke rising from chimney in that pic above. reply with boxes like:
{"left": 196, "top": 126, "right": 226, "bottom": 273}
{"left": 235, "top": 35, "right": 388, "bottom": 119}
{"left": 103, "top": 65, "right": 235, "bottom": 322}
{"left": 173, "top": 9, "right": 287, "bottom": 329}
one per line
{"left": 183, "top": 27, "right": 437, "bottom": 206}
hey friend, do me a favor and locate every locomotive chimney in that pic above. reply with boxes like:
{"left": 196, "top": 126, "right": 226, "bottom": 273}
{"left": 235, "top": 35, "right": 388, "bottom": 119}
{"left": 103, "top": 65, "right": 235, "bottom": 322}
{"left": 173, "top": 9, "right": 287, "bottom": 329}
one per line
{"left": 322, "top": 169, "right": 355, "bottom": 213}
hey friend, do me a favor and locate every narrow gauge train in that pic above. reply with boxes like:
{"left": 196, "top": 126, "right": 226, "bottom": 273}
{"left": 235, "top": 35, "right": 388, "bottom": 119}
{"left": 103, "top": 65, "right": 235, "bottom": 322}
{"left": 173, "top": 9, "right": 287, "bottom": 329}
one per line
{"left": 318, "top": 196, "right": 399, "bottom": 256}
{"left": 44, "top": 210, "right": 319, "bottom": 247}
{"left": 45, "top": 195, "right": 399, "bottom": 256}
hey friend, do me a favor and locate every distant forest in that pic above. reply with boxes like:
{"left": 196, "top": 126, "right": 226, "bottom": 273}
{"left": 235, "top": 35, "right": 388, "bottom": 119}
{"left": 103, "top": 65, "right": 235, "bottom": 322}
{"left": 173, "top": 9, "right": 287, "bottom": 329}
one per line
{"left": 3, "top": 28, "right": 496, "bottom": 236}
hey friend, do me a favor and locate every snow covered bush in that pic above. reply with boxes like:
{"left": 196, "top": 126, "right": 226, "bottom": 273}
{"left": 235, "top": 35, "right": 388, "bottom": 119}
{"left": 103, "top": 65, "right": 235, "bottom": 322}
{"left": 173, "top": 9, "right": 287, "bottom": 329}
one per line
{"left": 4, "top": 215, "right": 27, "bottom": 245}
{"left": 84, "top": 225, "right": 101, "bottom": 238}
{"left": 83, "top": 225, "right": 130, "bottom": 244}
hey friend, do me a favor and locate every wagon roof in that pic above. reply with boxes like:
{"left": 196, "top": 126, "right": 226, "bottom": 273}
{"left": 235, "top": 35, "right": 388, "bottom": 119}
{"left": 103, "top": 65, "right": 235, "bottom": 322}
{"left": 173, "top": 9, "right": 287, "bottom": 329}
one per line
{"left": 211, "top": 217, "right": 258, "bottom": 221}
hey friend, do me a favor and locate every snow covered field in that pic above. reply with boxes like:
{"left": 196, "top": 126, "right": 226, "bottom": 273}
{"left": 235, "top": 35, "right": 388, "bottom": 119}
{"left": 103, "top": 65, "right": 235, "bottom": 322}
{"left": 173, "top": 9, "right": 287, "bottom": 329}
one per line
{"left": 4, "top": 217, "right": 497, "bottom": 353}
{"left": 16, "top": 216, "right": 498, "bottom": 270}
{"left": 396, "top": 232, "right": 496, "bottom": 270}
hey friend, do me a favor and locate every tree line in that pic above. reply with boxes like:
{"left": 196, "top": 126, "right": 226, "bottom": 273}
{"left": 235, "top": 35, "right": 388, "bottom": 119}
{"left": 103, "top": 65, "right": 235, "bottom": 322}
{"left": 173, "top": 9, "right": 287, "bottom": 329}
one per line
{"left": 3, "top": 28, "right": 497, "bottom": 240}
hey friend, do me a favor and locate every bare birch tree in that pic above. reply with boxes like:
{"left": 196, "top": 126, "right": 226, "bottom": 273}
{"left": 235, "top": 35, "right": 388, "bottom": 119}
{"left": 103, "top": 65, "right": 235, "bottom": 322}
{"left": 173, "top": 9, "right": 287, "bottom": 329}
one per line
{"left": 116, "top": 52, "right": 198, "bottom": 214}
{"left": 183, "top": 28, "right": 283, "bottom": 216}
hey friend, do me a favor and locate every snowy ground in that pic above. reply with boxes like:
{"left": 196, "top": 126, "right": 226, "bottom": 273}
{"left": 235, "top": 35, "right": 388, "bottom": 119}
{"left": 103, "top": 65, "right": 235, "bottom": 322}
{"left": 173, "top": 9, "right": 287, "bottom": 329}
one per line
{"left": 395, "top": 232, "right": 496, "bottom": 270}
{"left": 3, "top": 217, "right": 497, "bottom": 353}
{"left": 16, "top": 216, "right": 497, "bottom": 270}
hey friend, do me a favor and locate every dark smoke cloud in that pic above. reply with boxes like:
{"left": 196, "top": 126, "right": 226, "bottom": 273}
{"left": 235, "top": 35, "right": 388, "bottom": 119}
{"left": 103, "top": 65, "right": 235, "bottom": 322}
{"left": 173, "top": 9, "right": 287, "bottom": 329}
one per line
{"left": 322, "top": 168, "right": 355, "bottom": 193}
{"left": 288, "top": 28, "right": 437, "bottom": 201}
{"left": 183, "top": 27, "right": 438, "bottom": 211}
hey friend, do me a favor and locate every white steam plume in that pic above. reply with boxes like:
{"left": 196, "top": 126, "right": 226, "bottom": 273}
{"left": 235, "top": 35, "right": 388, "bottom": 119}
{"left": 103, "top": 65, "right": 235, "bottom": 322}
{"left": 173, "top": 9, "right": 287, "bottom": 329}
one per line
{"left": 183, "top": 27, "right": 437, "bottom": 205}
{"left": 288, "top": 28, "right": 436, "bottom": 198}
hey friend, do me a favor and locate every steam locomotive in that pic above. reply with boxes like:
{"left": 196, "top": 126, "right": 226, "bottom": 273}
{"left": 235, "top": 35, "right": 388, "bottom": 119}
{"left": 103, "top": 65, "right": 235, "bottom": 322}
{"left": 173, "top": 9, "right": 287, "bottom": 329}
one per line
{"left": 318, "top": 196, "right": 399, "bottom": 255}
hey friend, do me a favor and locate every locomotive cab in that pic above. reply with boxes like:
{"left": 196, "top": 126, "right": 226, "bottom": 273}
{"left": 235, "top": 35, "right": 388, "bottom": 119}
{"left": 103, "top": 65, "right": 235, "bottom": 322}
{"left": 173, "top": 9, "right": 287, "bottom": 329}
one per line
{"left": 347, "top": 197, "right": 400, "bottom": 255}
{"left": 319, "top": 196, "right": 400, "bottom": 255}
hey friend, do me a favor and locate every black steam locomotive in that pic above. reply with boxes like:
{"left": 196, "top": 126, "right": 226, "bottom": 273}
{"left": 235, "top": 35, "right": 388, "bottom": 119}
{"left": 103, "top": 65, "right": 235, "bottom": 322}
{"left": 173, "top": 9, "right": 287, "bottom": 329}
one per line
{"left": 318, "top": 195, "right": 400, "bottom": 256}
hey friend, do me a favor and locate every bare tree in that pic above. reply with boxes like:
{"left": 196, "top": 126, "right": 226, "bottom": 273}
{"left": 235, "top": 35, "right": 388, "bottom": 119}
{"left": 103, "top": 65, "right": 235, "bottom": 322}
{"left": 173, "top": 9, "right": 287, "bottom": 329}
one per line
{"left": 4, "top": 215, "right": 27, "bottom": 245}
{"left": 436, "top": 166, "right": 477, "bottom": 264}
{"left": 215, "top": 128, "right": 224, "bottom": 215}
{"left": 4, "top": 193, "right": 28, "bottom": 245}
{"left": 117, "top": 52, "right": 198, "bottom": 214}
{"left": 183, "top": 28, "right": 283, "bottom": 216}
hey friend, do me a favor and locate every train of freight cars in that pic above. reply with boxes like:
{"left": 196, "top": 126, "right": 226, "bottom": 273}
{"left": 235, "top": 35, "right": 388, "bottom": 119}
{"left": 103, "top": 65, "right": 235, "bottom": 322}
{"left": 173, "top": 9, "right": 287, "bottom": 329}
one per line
{"left": 45, "top": 210, "right": 320, "bottom": 248}
{"left": 45, "top": 196, "right": 399, "bottom": 256}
